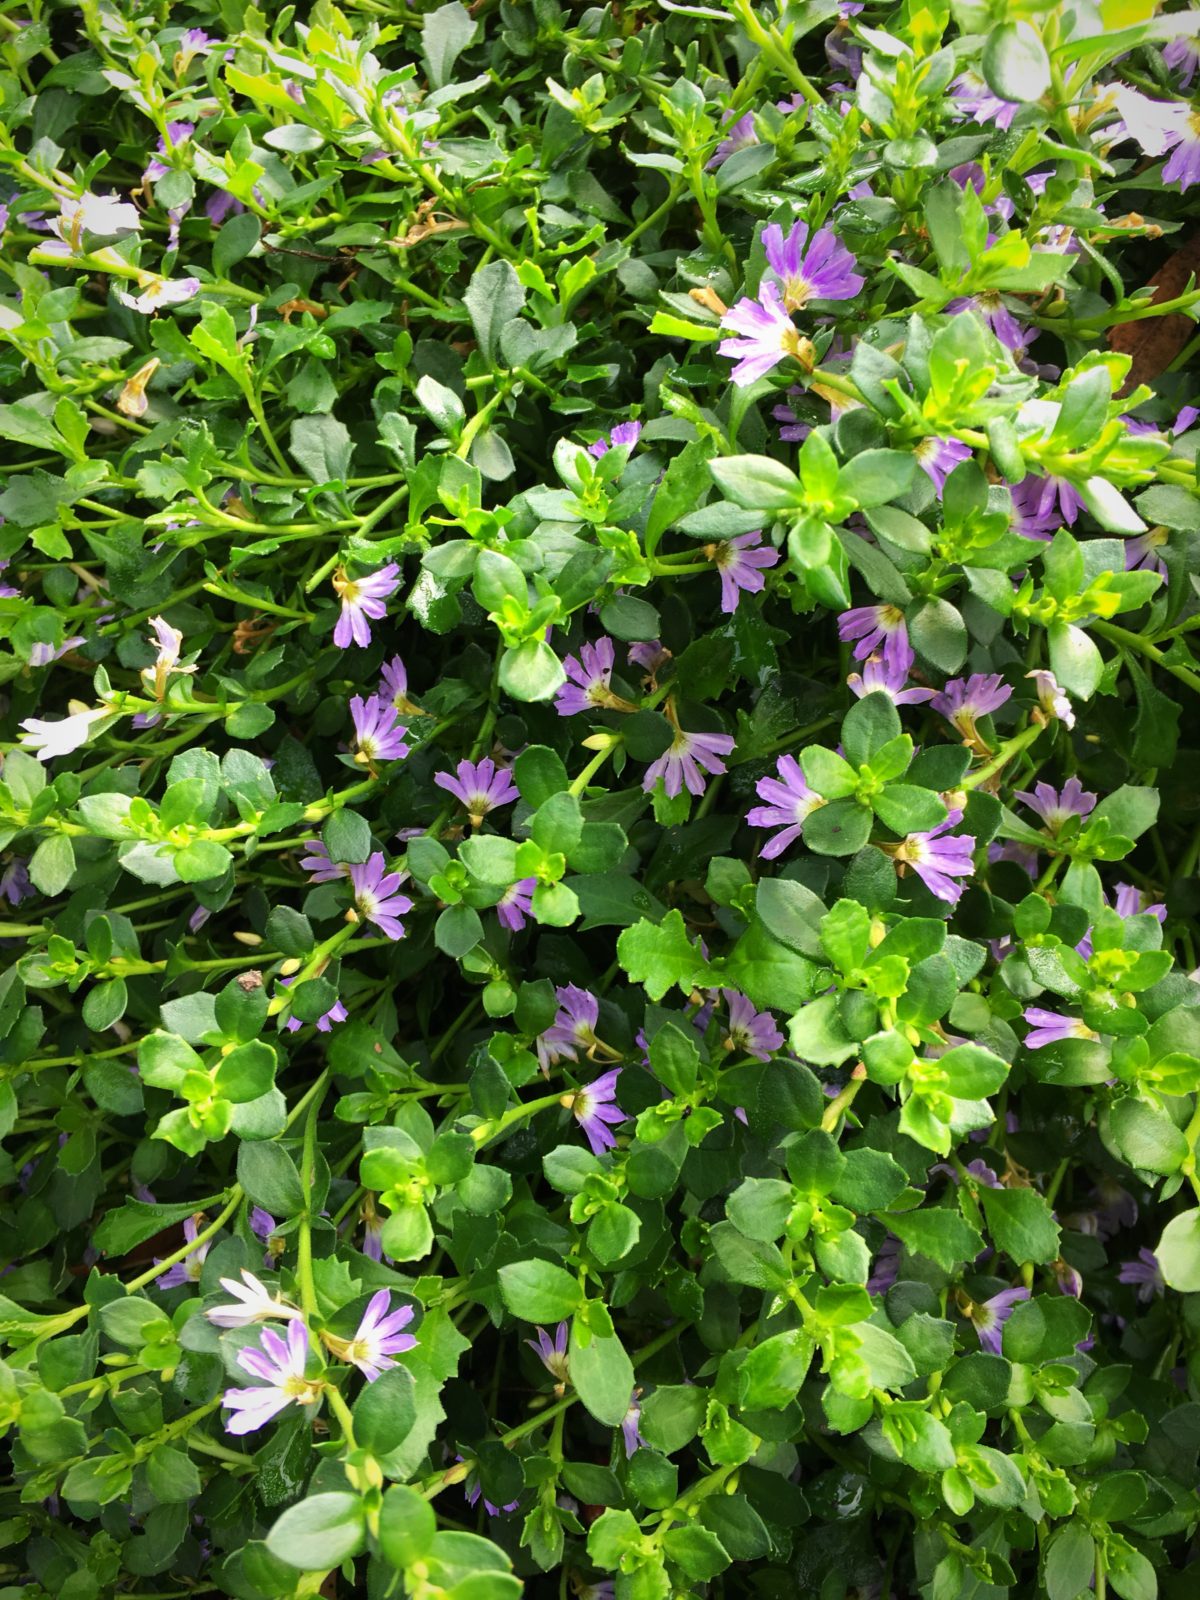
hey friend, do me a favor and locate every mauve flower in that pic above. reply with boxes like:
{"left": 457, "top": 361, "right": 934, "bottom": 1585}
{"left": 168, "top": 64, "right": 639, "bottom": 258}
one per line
{"left": 156, "top": 1217, "right": 209, "bottom": 1288}
{"left": 0, "top": 559, "right": 18, "bottom": 597}
{"left": 176, "top": 27, "right": 214, "bottom": 69}
{"left": 1109, "top": 86, "right": 1200, "bottom": 189}
{"left": 588, "top": 421, "right": 641, "bottom": 457}
{"left": 721, "top": 990, "right": 783, "bottom": 1061}
{"left": 251, "top": 1207, "right": 277, "bottom": 1242}
{"left": 379, "top": 655, "right": 416, "bottom": 711}
{"left": 143, "top": 121, "right": 194, "bottom": 181}
{"left": 628, "top": 638, "right": 672, "bottom": 678}
{"left": 847, "top": 643, "right": 937, "bottom": 706}
{"left": 838, "top": 603, "right": 908, "bottom": 668}
{"left": 350, "top": 694, "right": 409, "bottom": 765}
{"left": 207, "top": 1269, "right": 302, "bottom": 1328}
{"left": 539, "top": 985, "right": 600, "bottom": 1070}
{"left": 914, "top": 435, "right": 972, "bottom": 495}
{"left": 460, "top": 1457, "right": 520, "bottom": 1517}
{"left": 951, "top": 71, "right": 1019, "bottom": 129}
{"left": 1054, "top": 1259, "right": 1083, "bottom": 1298}
{"left": 706, "top": 530, "right": 780, "bottom": 612}
{"left": 223, "top": 1320, "right": 321, "bottom": 1435}
{"left": 570, "top": 1069, "right": 626, "bottom": 1156}
{"left": 707, "top": 109, "right": 757, "bottom": 169}
{"left": 527, "top": 1321, "right": 571, "bottom": 1381}
{"left": 1010, "top": 473, "right": 1083, "bottom": 535}
{"left": 931, "top": 1158, "right": 1001, "bottom": 1188}
{"left": 1022, "top": 1007, "right": 1100, "bottom": 1049}
{"left": 340, "top": 1291, "right": 417, "bottom": 1381}
{"left": 0, "top": 857, "right": 33, "bottom": 907}
{"left": 1015, "top": 778, "right": 1097, "bottom": 832}
{"left": 621, "top": 1391, "right": 647, "bottom": 1457}
{"left": 894, "top": 810, "right": 976, "bottom": 905}
{"left": 332, "top": 562, "right": 400, "bottom": 649}
{"left": 299, "top": 839, "right": 344, "bottom": 884}
{"left": 931, "top": 674, "right": 1012, "bottom": 740}
{"left": 719, "top": 279, "right": 805, "bottom": 386}
{"left": 28, "top": 636, "right": 84, "bottom": 667}
{"left": 643, "top": 726, "right": 734, "bottom": 798}
{"left": 763, "top": 220, "right": 864, "bottom": 311}
{"left": 1118, "top": 1247, "right": 1165, "bottom": 1302}
{"left": 1027, "top": 669, "right": 1074, "bottom": 730}
{"left": 747, "top": 753, "right": 824, "bottom": 858}
{"left": 497, "top": 877, "right": 536, "bottom": 932}
{"left": 434, "top": 758, "right": 518, "bottom": 824}
{"left": 349, "top": 853, "right": 413, "bottom": 940}
{"left": 556, "top": 636, "right": 635, "bottom": 716}
{"left": 971, "top": 1287, "right": 1029, "bottom": 1355}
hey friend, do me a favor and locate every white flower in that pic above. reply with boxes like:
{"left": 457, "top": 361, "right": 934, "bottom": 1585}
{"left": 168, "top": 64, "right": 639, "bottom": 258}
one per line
{"left": 206, "top": 1269, "right": 303, "bottom": 1328}
{"left": 1110, "top": 86, "right": 1191, "bottom": 157}
{"left": 57, "top": 192, "right": 141, "bottom": 243}
{"left": 19, "top": 704, "right": 111, "bottom": 762}
{"left": 1026, "top": 669, "right": 1075, "bottom": 731}
{"left": 116, "top": 275, "right": 200, "bottom": 314}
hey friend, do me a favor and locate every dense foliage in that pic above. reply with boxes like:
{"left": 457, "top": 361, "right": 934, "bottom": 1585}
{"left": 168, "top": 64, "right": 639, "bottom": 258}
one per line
{"left": 5, "top": 0, "right": 1200, "bottom": 1595}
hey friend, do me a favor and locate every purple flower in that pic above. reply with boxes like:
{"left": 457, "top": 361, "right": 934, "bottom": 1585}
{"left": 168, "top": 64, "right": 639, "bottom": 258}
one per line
{"left": 434, "top": 758, "right": 518, "bottom": 824}
{"left": 380, "top": 655, "right": 415, "bottom": 711}
{"left": 460, "top": 1457, "right": 520, "bottom": 1518}
{"left": 762, "top": 220, "right": 865, "bottom": 312}
{"left": 1113, "top": 883, "right": 1166, "bottom": 924}
{"left": 555, "top": 636, "right": 635, "bottom": 715}
{"left": 497, "top": 877, "right": 536, "bottom": 932}
{"left": 570, "top": 1069, "right": 626, "bottom": 1156}
{"left": 176, "top": 27, "right": 214, "bottom": 70}
{"left": 951, "top": 70, "right": 1019, "bottom": 130}
{"left": 223, "top": 1320, "right": 320, "bottom": 1435}
{"left": 526, "top": 1322, "right": 570, "bottom": 1381}
{"left": 621, "top": 1391, "right": 647, "bottom": 1457}
{"left": 931, "top": 674, "right": 1012, "bottom": 740}
{"left": 747, "top": 753, "right": 824, "bottom": 858}
{"left": 28, "top": 636, "right": 84, "bottom": 667}
{"left": 847, "top": 643, "right": 937, "bottom": 706}
{"left": 1125, "top": 526, "right": 1169, "bottom": 575}
{"left": 1015, "top": 778, "right": 1097, "bottom": 832}
{"left": 1012, "top": 473, "right": 1083, "bottom": 536}
{"left": 350, "top": 694, "right": 410, "bottom": 765}
{"left": 339, "top": 1290, "right": 417, "bottom": 1381}
{"left": 349, "top": 853, "right": 414, "bottom": 940}
{"left": 0, "top": 857, "right": 33, "bottom": 907}
{"left": 721, "top": 991, "right": 783, "bottom": 1062}
{"left": 838, "top": 603, "right": 908, "bottom": 669}
{"left": 250, "top": 1207, "right": 277, "bottom": 1242}
{"left": 894, "top": 809, "right": 977, "bottom": 905}
{"left": 707, "top": 109, "right": 758, "bottom": 169}
{"left": 1110, "top": 87, "right": 1200, "bottom": 190}
{"left": 1165, "top": 34, "right": 1200, "bottom": 87}
{"left": 156, "top": 1217, "right": 209, "bottom": 1288}
{"left": 588, "top": 421, "right": 641, "bottom": 457}
{"left": 719, "top": 279, "right": 805, "bottom": 386}
{"left": 706, "top": 530, "right": 780, "bottom": 612}
{"left": 1118, "top": 1247, "right": 1165, "bottom": 1303}
{"left": 867, "top": 1234, "right": 902, "bottom": 1296}
{"left": 913, "top": 435, "right": 972, "bottom": 496}
{"left": 299, "top": 839, "right": 344, "bottom": 884}
{"left": 971, "top": 1287, "right": 1029, "bottom": 1355}
{"left": 280, "top": 976, "right": 348, "bottom": 1034}
{"left": 628, "top": 638, "right": 672, "bottom": 678}
{"left": 332, "top": 563, "right": 400, "bottom": 649}
{"left": 1022, "top": 1007, "right": 1100, "bottom": 1048}
{"left": 0, "top": 559, "right": 19, "bottom": 598}
{"left": 945, "top": 292, "right": 1033, "bottom": 359}
{"left": 643, "top": 725, "right": 734, "bottom": 798}
{"left": 1054, "top": 1259, "right": 1084, "bottom": 1298}
{"left": 116, "top": 275, "right": 202, "bottom": 314}
{"left": 1026, "top": 669, "right": 1074, "bottom": 730}
{"left": 539, "top": 985, "right": 600, "bottom": 1070}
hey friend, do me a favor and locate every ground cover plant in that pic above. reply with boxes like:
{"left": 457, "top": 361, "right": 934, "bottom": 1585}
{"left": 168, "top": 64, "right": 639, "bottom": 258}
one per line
{"left": 6, "top": 0, "right": 1200, "bottom": 1595}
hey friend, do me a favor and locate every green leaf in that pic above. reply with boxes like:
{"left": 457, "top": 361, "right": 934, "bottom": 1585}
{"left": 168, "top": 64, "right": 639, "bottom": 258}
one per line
{"left": 354, "top": 1365, "right": 417, "bottom": 1456}
{"left": 237, "top": 1143, "right": 305, "bottom": 1217}
{"left": 1156, "top": 1207, "right": 1200, "bottom": 1292}
{"left": 497, "top": 1260, "right": 582, "bottom": 1322}
{"left": 265, "top": 1492, "right": 366, "bottom": 1571}
{"left": 500, "top": 639, "right": 566, "bottom": 702}
{"left": 289, "top": 414, "right": 353, "bottom": 484}
{"left": 979, "top": 1187, "right": 1061, "bottom": 1266}
{"left": 841, "top": 692, "right": 901, "bottom": 768}
{"left": 28, "top": 833, "right": 74, "bottom": 897}
{"left": 838, "top": 449, "right": 917, "bottom": 508}
{"left": 709, "top": 455, "right": 803, "bottom": 511}
{"left": 884, "top": 1207, "right": 984, "bottom": 1272}
{"left": 1105, "top": 1098, "right": 1188, "bottom": 1175}
{"left": 94, "top": 1192, "right": 225, "bottom": 1256}
{"left": 464, "top": 259, "right": 524, "bottom": 365}
{"left": 570, "top": 1323, "right": 635, "bottom": 1426}
{"left": 378, "top": 1484, "right": 437, "bottom": 1568}
{"left": 617, "top": 910, "right": 709, "bottom": 1000}
{"left": 982, "top": 21, "right": 1050, "bottom": 102}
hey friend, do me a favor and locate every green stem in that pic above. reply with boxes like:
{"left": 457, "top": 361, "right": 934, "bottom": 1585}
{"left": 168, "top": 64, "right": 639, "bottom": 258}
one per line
{"left": 296, "top": 1070, "right": 331, "bottom": 1319}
